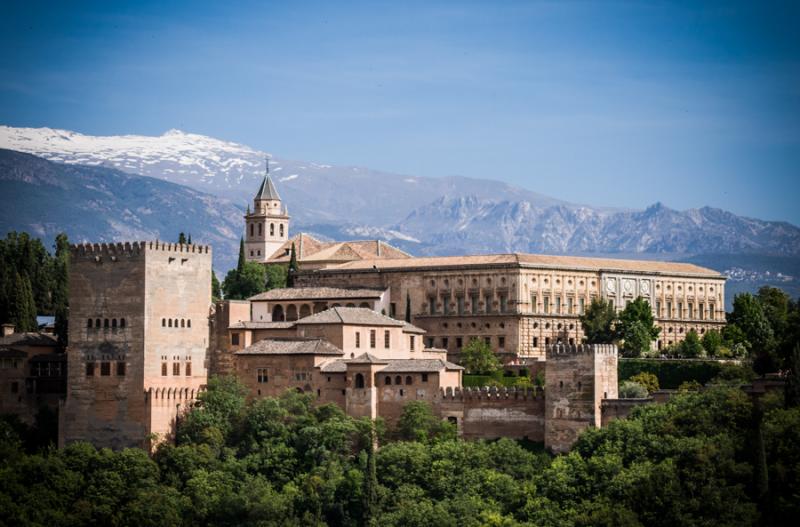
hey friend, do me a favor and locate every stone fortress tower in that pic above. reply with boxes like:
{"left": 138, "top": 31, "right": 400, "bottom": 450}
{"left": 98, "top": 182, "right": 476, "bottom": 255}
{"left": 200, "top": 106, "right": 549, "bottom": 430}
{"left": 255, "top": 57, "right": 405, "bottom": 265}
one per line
{"left": 544, "top": 343, "right": 618, "bottom": 453}
{"left": 244, "top": 159, "right": 290, "bottom": 263}
{"left": 59, "top": 241, "right": 212, "bottom": 449}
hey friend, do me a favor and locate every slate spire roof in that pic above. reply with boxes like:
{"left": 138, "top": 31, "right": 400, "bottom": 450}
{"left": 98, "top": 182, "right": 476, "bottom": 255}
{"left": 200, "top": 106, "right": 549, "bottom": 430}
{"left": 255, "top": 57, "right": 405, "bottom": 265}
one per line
{"left": 255, "top": 174, "right": 281, "bottom": 201}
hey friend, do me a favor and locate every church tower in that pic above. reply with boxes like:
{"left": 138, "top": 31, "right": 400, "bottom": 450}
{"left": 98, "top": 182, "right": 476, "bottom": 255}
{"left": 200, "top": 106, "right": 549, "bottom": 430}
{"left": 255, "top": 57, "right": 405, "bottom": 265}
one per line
{"left": 244, "top": 159, "right": 289, "bottom": 262}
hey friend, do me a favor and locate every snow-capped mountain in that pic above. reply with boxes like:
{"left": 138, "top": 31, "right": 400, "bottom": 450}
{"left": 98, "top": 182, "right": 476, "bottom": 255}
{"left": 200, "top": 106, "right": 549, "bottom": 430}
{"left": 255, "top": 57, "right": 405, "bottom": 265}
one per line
{"left": 2, "top": 124, "right": 800, "bottom": 305}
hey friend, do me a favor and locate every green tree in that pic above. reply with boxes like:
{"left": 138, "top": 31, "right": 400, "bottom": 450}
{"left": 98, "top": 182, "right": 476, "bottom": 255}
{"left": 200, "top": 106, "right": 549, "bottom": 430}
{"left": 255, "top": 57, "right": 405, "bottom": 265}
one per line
{"left": 680, "top": 329, "right": 703, "bottom": 358}
{"left": 265, "top": 264, "right": 288, "bottom": 290}
{"left": 222, "top": 261, "right": 267, "bottom": 300}
{"left": 619, "top": 380, "right": 649, "bottom": 398}
{"left": 395, "top": 401, "right": 455, "bottom": 443}
{"left": 12, "top": 272, "right": 38, "bottom": 331}
{"left": 211, "top": 270, "right": 221, "bottom": 301}
{"left": 629, "top": 372, "right": 659, "bottom": 394}
{"left": 287, "top": 242, "right": 298, "bottom": 288}
{"left": 405, "top": 292, "right": 411, "bottom": 323}
{"left": 728, "top": 293, "right": 776, "bottom": 374}
{"left": 178, "top": 232, "right": 187, "bottom": 244}
{"left": 460, "top": 338, "right": 501, "bottom": 375}
{"left": 237, "top": 236, "right": 245, "bottom": 273}
{"left": 616, "top": 297, "right": 660, "bottom": 357}
{"left": 51, "top": 233, "right": 70, "bottom": 348}
{"left": 701, "top": 329, "right": 723, "bottom": 357}
{"left": 785, "top": 344, "right": 800, "bottom": 407}
{"left": 580, "top": 298, "right": 617, "bottom": 344}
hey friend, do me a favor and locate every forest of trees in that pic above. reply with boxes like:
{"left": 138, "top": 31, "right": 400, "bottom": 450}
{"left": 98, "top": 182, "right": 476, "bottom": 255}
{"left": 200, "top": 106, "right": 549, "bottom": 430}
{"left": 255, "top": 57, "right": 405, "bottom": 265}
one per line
{"left": 0, "top": 232, "right": 69, "bottom": 346}
{"left": 1, "top": 373, "right": 798, "bottom": 527}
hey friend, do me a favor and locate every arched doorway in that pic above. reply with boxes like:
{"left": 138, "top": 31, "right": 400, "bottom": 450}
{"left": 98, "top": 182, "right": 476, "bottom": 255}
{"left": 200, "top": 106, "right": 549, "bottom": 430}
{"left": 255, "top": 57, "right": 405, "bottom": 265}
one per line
{"left": 354, "top": 373, "right": 365, "bottom": 388}
{"left": 359, "top": 302, "right": 370, "bottom": 308}
{"left": 299, "top": 304, "right": 311, "bottom": 318}
{"left": 286, "top": 304, "right": 298, "bottom": 321}
{"left": 272, "top": 304, "right": 285, "bottom": 321}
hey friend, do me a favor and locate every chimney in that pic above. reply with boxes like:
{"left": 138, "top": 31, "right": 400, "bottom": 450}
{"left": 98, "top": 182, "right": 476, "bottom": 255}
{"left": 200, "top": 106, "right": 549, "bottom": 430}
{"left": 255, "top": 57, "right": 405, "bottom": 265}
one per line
{"left": 377, "top": 240, "right": 382, "bottom": 257}
{"left": 2, "top": 323, "right": 15, "bottom": 337}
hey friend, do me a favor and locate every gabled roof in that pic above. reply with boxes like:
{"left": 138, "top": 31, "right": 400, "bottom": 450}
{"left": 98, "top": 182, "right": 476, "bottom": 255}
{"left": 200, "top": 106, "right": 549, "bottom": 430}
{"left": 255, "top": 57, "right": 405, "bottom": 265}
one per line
{"left": 349, "top": 352, "right": 388, "bottom": 364}
{"left": 266, "top": 233, "right": 411, "bottom": 264}
{"left": 248, "top": 287, "right": 385, "bottom": 302}
{"left": 0, "top": 332, "right": 58, "bottom": 347}
{"left": 295, "top": 306, "right": 406, "bottom": 327}
{"left": 235, "top": 337, "right": 342, "bottom": 356}
{"left": 379, "top": 359, "right": 464, "bottom": 373}
{"left": 228, "top": 321, "right": 297, "bottom": 330}
{"left": 254, "top": 175, "right": 281, "bottom": 201}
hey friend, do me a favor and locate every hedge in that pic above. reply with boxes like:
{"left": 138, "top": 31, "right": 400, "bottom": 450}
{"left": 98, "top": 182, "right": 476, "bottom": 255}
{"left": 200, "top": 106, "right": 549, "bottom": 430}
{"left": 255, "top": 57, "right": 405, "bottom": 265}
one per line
{"left": 619, "top": 359, "right": 727, "bottom": 389}
{"left": 463, "top": 374, "right": 520, "bottom": 388}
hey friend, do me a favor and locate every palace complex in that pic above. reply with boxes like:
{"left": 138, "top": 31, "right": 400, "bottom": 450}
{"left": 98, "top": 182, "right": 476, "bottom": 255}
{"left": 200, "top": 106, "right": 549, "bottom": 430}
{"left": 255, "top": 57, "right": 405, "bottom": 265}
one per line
{"left": 4, "top": 171, "right": 728, "bottom": 453}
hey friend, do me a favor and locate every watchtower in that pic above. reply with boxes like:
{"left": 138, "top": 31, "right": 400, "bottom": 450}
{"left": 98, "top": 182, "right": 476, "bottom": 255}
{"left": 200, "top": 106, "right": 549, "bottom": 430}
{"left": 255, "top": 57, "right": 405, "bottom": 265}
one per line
{"left": 544, "top": 343, "right": 618, "bottom": 453}
{"left": 60, "top": 241, "right": 212, "bottom": 449}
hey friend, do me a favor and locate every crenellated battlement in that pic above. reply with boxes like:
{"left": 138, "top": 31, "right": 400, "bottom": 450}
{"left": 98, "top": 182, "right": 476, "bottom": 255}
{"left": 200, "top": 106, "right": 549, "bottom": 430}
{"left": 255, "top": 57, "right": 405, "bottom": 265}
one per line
{"left": 546, "top": 343, "right": 617, "bottom": 358}
{"left": 145, "top": 386, "right": 203, "bottom": 403}
{"left": 70, "top": 240, "right": 212, "bottom": 260}
{"left": 439, "top": 385, "right": 543, "bottom": 401}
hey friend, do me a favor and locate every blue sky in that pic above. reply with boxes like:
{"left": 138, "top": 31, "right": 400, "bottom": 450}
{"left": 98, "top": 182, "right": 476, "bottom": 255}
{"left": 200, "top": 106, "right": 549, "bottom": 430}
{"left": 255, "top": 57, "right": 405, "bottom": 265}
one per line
{"left": 1, "top": 0, "right": 798, "bottom": 223}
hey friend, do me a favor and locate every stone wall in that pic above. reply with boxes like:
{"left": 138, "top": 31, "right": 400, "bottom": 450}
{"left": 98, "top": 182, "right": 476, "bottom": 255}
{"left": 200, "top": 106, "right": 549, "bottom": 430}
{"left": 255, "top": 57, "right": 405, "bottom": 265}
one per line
{"left": 437, "top": 387, "right": 545, "bottom": 441}
{"left": 600, "top": 398, "right": 653, "bottom": 427}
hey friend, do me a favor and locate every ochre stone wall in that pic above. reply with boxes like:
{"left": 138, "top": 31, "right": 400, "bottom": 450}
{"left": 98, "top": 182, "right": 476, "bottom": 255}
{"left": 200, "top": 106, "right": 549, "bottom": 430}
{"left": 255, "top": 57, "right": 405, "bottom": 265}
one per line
{"left": 437, "top": 387, "right": 545, "bottom": 441}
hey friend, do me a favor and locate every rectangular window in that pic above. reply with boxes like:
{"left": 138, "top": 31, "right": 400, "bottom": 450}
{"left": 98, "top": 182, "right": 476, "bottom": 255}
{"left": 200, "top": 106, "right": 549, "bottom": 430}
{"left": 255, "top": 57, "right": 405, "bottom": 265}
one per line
{"left": 498, "top": 336, "right": 505, "bottom": 349}
{"left": 257, "top": 368, "right": 268, "bottom": 383}
{"left": 162, "top": 362, "right": 167, "bottom": 376}
{"left": 442, "top": 337, "right": 449, "bottom": 348}
{"left": 699, "top": 303, "right": 704, "bottom": 320}
{"left": 86, "top": 362, "right": 95, "bottom": 377}
{"left": 457, "top": 296, "right": 465, "bottom": 314}
{"left": 656, "top": 300, "right": 662, "bottom": 317}
{"left": 116, "top": 362, "right": 126, "bottom": 376}
{"left": 421, "top": 373, "right": 428, "bottom": 382}
{"left": 173, "top": 363, "right": 180, "bottom": 376}
{"left": 443, "top": 296, "right": 450, "bottom": 315}
{"left": 390, "top": 303, "right": 397, "bottom": 318}
{"left": 667, "top": 301, "right": 673, "bottom": 318}
{"left": 579, "top": 297, "right": 585, "bottom": 314}
{"left": 545, "top": 337, "right": 551, "bottom": 346}
{"left": 709, "top": 303, "right": 715, "bottom": 320}
{"left": 410, "top": 335, "right": 415, "bottom": 351}
{"left": 429, "top": 296, "right": 436, "bottom": 315}
{"left": 456, "top": 336, "right": 463, "bottom": 348}
{"left": 370, "top": 330, "right": 376, "bottom": 348}
{"left": 484, "top": 336, "right": 491, "bottom": 346}
{"left": 678, "top": 302, "right": 683, "bottom": 318}
{"left": 231, "top": 333, "right": 240, "bottom": 346}
{"left": 11, "top": 382, "right": 18, "bottom": 394}
{"left": 100, "top": 362, "right": 111, "bottom": 376}
{"left": 471, "top": 294, "right": 479, "bottom": 314}
{"left": 543, "top": 296, "right": 550, "bottom": 314}
{"left": 533, "top": 337, "right": 538, "bottom": 348}
{"left": 355, "top": 332, "right": 361, "bottom": 348}
{"left": 531, "top": 294, "right": 537, "bottom": 313}
{"left": 555, "top": 297, "right": 561, "bottom": 314}
{"left": 688, "top": 304, "right": 694, "bottom": 319}
{"left": 499, "top": 294, "right": 507, "bottom": 313}
{"left": 185, "top": 362, "right": 192, "bottom": 376}
{"left": 567, "top": 297, "right": 574, "bottom": 315}
{"left": 384, "top": 330, "right": 390, "bottom": 348}
{"left": 426, "top": 337, "right": 434, "bottom": 348}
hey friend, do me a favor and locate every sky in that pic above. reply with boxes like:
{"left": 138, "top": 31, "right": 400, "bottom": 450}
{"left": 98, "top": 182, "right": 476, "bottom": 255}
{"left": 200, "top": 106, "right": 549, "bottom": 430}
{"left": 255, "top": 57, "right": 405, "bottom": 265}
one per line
{"left": 1, "top": 0, "right": 798, "bottom": 223}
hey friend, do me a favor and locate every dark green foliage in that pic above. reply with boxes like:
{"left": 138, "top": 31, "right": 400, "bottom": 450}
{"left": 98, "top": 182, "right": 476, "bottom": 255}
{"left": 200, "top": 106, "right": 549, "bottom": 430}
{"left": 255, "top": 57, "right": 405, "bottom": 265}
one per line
{"left": 222, "top": 261, "right": 268, "bottom": 300}
{"left": 178, "top": 232, "right": 187, "bottom": 244}
{"left": 0, "top": 231, "right": 70, "bottom": 332}
{"left": 211, "top": 270, "right": 221, "bottom": 301}
{"left": 728, "top": 293, "right": 776, "bottom": 374}
{"left": 679, "top": 329, "right": 703, "bottom": 358}
{"left": 702, "top": 329, "right": 723, "bottom": 357}
{"left": 459, "top": 338, "right": 501, "bottom": 375}
{"left": 628, "top": 372, "right": 659, "bottom": 393}
{"left": 2, "top": 379, "right": 799, "bottom": 526}
{"left": 264, "top": 264, "right": 288, "bottom": 290}
{"left": 619, "top": 358, "right": 728, "bottom": 389}
{"left": 404, "top": 292, "right": 411, "bottom": 323}
{"left": 616, "top": 297, "right": 660, "bottom": 357}
{"left": 579, "top": 298, "right": 617, "bottom": 344}
{"left": 287, "top": 242, "right": 298, "bottom": 288}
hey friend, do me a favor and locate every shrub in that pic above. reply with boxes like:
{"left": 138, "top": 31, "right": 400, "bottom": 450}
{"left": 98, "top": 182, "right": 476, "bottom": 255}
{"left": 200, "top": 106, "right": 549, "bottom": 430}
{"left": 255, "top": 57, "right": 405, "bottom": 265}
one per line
{"left": 619, "top": 358, "right": 726, "bottom": 389}
{"left": 619, "top": 381, "right": 649, "bottom": 399}
{"left": 628, "top": 372, "right": 659, "bottom": 393}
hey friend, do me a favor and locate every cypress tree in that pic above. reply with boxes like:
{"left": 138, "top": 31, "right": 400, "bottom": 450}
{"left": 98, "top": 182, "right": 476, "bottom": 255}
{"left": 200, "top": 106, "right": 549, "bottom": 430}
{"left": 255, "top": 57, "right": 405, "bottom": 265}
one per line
{"left": 52, "top": 233, "right": 70, "bottom": 348}
{"left": 361, "top": 424, "right": 378, "bottom": 527}
{"left": 237, "top": 237, "right": 246, "bottom": 273}
{"left": 287, "top": 243, "right": 298, "bottom": 288}
{"left": 13, "top": 272, "right": 37, "bottom": 332}
{"left": 211, "top": 270, "right": 222, "bottom": 301}
{"left": 405, "top": 292, "right": 412, "bottom": 323}
{"left": 187, "top": 233, "right": 192, "bottom": 244}
{"left": 178, "top": 232, "right": 187, "bottom": 244}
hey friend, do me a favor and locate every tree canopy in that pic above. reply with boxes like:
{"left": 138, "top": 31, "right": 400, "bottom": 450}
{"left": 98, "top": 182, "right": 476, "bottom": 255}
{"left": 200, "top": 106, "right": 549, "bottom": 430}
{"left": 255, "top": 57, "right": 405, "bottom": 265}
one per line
{"left": 579, "top": 298, "right": 617, "bottom": 344}
{"left": 459, "top": 338, "right": 501, "bottom": 375}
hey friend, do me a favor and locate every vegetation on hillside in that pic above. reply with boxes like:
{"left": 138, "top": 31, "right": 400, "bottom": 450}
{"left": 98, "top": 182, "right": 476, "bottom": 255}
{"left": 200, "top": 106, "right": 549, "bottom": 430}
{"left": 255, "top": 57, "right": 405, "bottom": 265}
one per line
{"left": 1, "top": 375, "right": 799, "bottom": 526}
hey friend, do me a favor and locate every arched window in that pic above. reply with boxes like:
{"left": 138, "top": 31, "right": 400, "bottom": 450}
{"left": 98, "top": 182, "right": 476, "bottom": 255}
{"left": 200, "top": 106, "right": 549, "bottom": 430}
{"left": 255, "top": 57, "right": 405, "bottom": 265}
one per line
{"left": 87, "top": 319, "right": 93, "bottom": 328}
{"left": 168, "top": 319, "right": 173, "bottom": 327}
{"left": 120, "top": 318, "right": 126, "bottom": 328}
{"left": 346, "top": 303, "right": 356, "bottom": 308}
{"left": 174, "top": 319, "right": 179, "bottom": 328}
{"left": 355, "top": 373, "right": 365, "bottom": 389}
{"left": 112, "top": 319, "right": 117, "bottom": 328}
{"left": 272, "top": 304, "right": 285, "bottom": 321}
{"left": 162, "top": 318, "right": 166, "bottom": 327}
{"left": 359, "top": 302, "right": 370, "bottom": 308}
{"left": 270, "top": 223, "right": 275, "bottom": 236}
{"left": 258, "top": 223, "right": 262, "bottom": 236}
{"left": 95, "top": 318, "right": 101, "bottom": 328}
{"left": 280, "top": 224, "right": 284, "bottom": 237}
{"left": 385, "top": 376, "right": 392, "bottom": 385}
{"left": 395, "top": 376, "right": 402, "bottom": 385}
{"left": 103, "top": 319, "right": 109, "bottom": 328}
{"left": 181, "top": 319, "right": 185, "bottom": 328}
{"left": 299, "top": 304, "right": 311, "bottom": 318}
{"left": 250, "top": 223, "right": 254, "bottom": 237}
{"left": 286, "top": 305, "right": 298, "bottom": 321}
{"left": 187, "top": 319, "right": 191, "bottom": 328}
{"left": 405, "top": 376, "right": 412, "bottom": 385}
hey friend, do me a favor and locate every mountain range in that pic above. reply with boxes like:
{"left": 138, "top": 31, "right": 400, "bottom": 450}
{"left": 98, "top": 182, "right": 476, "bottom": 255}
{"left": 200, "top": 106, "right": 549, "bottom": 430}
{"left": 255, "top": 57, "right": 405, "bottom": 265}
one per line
{"left": 1, "top": 125, "right": 799, "bottom": 305}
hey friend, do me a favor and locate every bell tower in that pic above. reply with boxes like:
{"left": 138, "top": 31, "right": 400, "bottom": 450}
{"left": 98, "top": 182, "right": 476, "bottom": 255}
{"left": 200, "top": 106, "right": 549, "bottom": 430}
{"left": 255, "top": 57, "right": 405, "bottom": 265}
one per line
{"left": 244, "top": 158, "right": 289, "bottom": 262}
